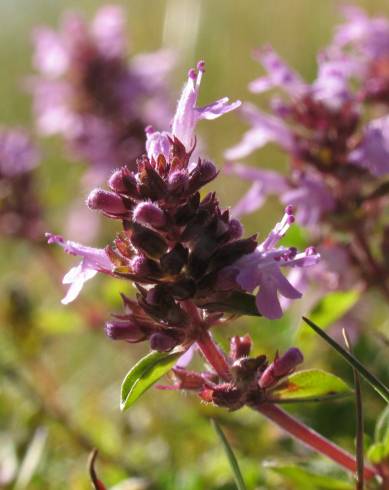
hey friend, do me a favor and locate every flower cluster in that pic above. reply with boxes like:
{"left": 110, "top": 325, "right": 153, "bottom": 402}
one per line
{"left": 29, "top": 5, "right": 173, "bottom": 175}
{"left": 48, "top": 63, "right": 319, "bottom": 357}
{"left": 226, "top": 9, "right": 389, "bottom": 300}
{"left": 0, "top": 128, "right": 42, "bottom": 240}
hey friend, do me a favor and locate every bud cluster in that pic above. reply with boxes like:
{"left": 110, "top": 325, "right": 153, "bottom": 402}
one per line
{"left": 86, "top": 137, "right": 257, "bottom": 350}
{"left": 164, "top": 335, "right": 303, "bottom": 411}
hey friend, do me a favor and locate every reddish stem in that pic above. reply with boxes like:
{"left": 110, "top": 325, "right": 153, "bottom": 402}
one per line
{"left": 257, "top": 403, "right": 378, "bottom": 480}
{"left": 196, "top": 330, "right": 231, "bottom": 381}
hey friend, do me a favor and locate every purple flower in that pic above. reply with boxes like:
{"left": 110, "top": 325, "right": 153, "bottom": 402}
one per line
{"left": 328, "top": 6, "right": 389, "bottom": 103}
{"left": 333, "top": 6, "right": 389, "bottom": 61}
{"left": 146, "top": 61, "right": 241, "bottom": 160}
{"left": 249, "top": 45, "right": 306, "bottom": 97}
{"left": 232, "top": 207, "right": 320, "bottom": 319}
{"left": 225, "top": 162, "right": 335, "bottom": 227}
{"left": 349, "top": 116, "right": 389, "bottom": 176}
{"left": 312, "top": 56, "right": 356, "bottom": 110}
{"left": 46, "top": 233, "right": 112, "bottom": 304}
{"left": 29, "top": 5, "right": 174, "bottom": 173}
{"left": 224, "top": 162, "right": 289, "bottom": 217}
{"left": 281, "top": 171, "right": 336, "bottom": 227}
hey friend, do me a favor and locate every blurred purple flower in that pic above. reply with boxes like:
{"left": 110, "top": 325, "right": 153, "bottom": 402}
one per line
{"left": 29, "top": 5, "right": 174, "bottom": 173}
{"left": 225, "top": 162, "right": 335, "bottom": 227}
{"left": 0, "top": 128, "right": 42, "bottom": 239}
{"left": 225, "top": 103, "right": 295, "bottom": 160}
{"left": 0, "top": 128, "right": 40, "bottom": 177}
{"left": 329, "top": 6, "right": 389, "bottom": 103}
{"left": 333, "top": 6, "right": 389, "bottom": 61}
{"left": 349, "top": 115, "right": 389, "bottom": 176}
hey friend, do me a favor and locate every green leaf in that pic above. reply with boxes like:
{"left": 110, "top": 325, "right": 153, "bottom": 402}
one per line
{"left": 308, "top": 290, "right": 360, "bottom": 330}
{"left": 367, "top": 405, "right": 389, "bottom": 464}
{"left": 367, "top": 442, "right": 389, "bottom": 464}
{"left": 375, "top": 404, "right": 389, "bottom": 442}
{"left": 211, "top": 420, "right": 247, "bottom": 490}
{"left": 269, "top": 369, "right": 352, "bottom": 403}
{"left": 265, "top": 462, "right": 353, "bottom": 489}
{"left": 303, "top": 316, "right": 389, "bottom": 404}
{"left": 121, "top": 350, "right": 182, "bottom": 411}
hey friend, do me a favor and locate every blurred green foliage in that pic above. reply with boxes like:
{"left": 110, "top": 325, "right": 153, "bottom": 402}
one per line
{"left": 1, "top": 0, "right": 389, "bottom": 488}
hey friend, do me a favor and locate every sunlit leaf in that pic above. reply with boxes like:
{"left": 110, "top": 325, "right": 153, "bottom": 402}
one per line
{"left": 303, "top": 316, "right": 389, "bottom": 403}
{"left": 212, "top": 420, "right": 247, "bottom": 490}
{"left": 308, "top": 290, "right": 360, "bottom": 330}
{"left": 265, "top": 461, "right": 353, "bottom": 489}
{"left": 121, "top": 350, "right": 182, "bottom": 411}
{"left": 269, "top": 369, "right": 352, "bottom": 403}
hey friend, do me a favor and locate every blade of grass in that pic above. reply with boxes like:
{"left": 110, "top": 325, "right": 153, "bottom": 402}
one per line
{"left": 302, "top": 316, "right": 389, "bottom": 403}
{"left": 343, "top": 329, "right": 364, "bottom": 490}
{"left": 211, "top": 419, "right": 247, "bottom": 490}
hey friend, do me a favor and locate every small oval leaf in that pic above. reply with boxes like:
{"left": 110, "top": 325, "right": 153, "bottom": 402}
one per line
{"left": 121, "top": 350, "right": 182, "bottom": 411}
{"left": 269, "top": 369, "right": 352, "bottom": 403}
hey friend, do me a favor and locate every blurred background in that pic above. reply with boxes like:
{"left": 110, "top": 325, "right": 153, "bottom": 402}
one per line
{"left": 1, "top": 0, "right": 389, "bottom": 488}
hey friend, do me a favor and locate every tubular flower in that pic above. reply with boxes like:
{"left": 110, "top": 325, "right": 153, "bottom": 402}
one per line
{"left": 29, "top": 5, "right": 174, "bottom": 173}
{"left": 146, "top": 61, "right": 241, "bottom": 160}
{"left": 46, "top": 233, "right": 113, "bottom": 304}
{"left": 222, "top": 207, "right": 320, "bottom": 319}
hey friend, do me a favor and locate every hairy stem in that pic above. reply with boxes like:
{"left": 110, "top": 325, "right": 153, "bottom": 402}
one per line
{"left": 256, "top": 403, "right": 377, "bottom": 480}
{"left": 196, "top": 330, "right": 231, "bottom": 381}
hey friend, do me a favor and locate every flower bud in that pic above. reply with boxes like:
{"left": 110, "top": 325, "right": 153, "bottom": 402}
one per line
{"left": 108, "top": 169, "right": 128, "bottom": 193}
{"left": 150, "top": 332, "right": 177, "bottom": 352}
{"left": 133, "top": 202, "right": 166, "bottom": 229}
{"left": 87, "top": 188, "right": 128, "bottom": 215}
{"left": 105, "top": 319, "right": 145, "bottom": 342}
{"left": 230, "top": 335, "right": 252, "bottom": 360}
{"left": 168, "top": 170, "right": 188, "bottom": 192}
{"left": 259, "top": 348, "right": 303, "bottom": 389}
{"left": 272, "top": 347, "right": 304, "bottom": 377}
